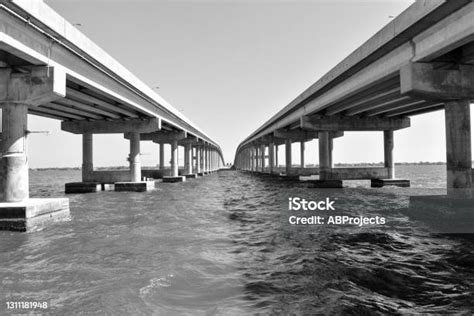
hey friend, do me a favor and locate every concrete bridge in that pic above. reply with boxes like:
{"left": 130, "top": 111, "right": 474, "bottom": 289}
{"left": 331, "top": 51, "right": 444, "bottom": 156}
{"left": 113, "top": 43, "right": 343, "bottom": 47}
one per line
{"left": 233, "top": 0, "right": 474, "bottom": 228}
{"left": 0, "top": 0, "right": 224, "bottom": 231}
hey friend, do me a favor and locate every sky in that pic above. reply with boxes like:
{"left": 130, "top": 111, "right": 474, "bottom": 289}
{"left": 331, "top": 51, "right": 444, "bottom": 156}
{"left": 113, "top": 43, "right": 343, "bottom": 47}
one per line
{"left": 20, "top": 0, "right": 465, "bottom": 168}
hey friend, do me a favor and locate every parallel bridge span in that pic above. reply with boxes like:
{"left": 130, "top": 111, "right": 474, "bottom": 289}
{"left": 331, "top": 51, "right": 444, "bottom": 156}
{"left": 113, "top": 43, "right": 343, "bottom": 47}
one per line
{"left": 234, "top": 0, "right": 474, "bottom": 228}
{"left": 0, "top": 0, "right": 224, "bottom": 231}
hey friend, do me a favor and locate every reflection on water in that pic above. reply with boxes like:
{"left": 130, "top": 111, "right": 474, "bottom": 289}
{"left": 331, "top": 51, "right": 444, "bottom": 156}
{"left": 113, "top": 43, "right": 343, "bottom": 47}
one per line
{"left": 0, "top": 166, "right": 473, "bottom": 314}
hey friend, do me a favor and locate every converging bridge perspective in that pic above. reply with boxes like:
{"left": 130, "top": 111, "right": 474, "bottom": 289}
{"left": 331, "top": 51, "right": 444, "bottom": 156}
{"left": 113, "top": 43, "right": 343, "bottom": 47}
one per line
{"left": 0, "top": 0, "right": 224, "bottom": 231}
{"left": 234, "top": 0, "right": 474, "bottom": 231}
{"left": 1, "top": 0, "right": 474, "bottom": 314}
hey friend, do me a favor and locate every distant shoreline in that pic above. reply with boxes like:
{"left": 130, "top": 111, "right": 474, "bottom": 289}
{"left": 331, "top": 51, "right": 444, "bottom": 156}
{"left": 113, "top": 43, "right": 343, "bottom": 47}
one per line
{"left": 29, "top": 162, "right": 450, "bottom": 171}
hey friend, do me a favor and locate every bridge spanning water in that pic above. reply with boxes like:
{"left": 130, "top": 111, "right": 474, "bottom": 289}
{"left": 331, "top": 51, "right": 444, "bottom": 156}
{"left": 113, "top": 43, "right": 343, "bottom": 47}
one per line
{"left": 0, "top": 0, "right": 223, "bottom": 231}
{"left": 233, "top": 0, "right": 474, "bottom": 231}
{"left": 1, "top": 0, "right": 474, "bottom": 232}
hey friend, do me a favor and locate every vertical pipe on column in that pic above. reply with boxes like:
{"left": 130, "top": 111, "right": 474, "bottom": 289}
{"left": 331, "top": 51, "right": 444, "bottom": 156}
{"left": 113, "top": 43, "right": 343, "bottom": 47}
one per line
{"left": 0, "top": 104, "right": 29, "bottom": 202}
{"left": 261, "top": 144, "right": 265, "bottom": 172}
{"left": 384, "top": 130, "right": 394, "bottom": 179}
{"left": 319, "top": 131, "right": 330, "bottom": 180}
{"left": 82, "top": 133, "right": 93, "bottom": 182}
{"left": 445, "top": 100, "right": 472, "bottom": 197}
{"left": 285, "top": 139, "right": 292, "bottom": 175}
{"left": 171, "top": 139, "right": 178, "bottom": 177}
{"left": 129, "top": 132, "right": 141, "bottom": 182}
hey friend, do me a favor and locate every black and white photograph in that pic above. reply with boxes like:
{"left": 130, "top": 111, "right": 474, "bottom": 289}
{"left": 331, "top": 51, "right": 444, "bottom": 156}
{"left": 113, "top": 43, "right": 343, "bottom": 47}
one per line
{"left": 0, "top": 0, "right": 473, "bottom": 314}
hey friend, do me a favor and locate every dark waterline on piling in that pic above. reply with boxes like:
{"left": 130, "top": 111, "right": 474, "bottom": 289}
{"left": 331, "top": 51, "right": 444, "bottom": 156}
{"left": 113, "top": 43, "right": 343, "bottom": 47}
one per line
{"left": 0, "top": 165, "right": 473, "bottom": 314}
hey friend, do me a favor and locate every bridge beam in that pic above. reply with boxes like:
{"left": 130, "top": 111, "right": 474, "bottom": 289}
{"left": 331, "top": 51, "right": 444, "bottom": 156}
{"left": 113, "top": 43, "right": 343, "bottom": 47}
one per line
{"left": 301, "top": 115, "right": 410, "bottom": 131}
{"left": 61, "top": 118, "right": 161, "bottom": 134}
{"left": 400, "top": 62, "right": 474, "bottom": 100}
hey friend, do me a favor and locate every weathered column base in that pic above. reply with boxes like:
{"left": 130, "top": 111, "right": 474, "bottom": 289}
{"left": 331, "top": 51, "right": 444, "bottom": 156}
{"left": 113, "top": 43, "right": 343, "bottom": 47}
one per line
{"left": 408, "top": 195, "right": 474, "bottom": 233}
{"left": 65, "top": 182, "right": 102, "bottom": 194}
{"left": 162, "top": 176, "right": 186, "bottom": 183}
{"left": 371, "top": 179, "right": 410, "bottom": 188}
{"left": 308, "top": 179, "right": 343, "bottom": 188}
{"left": 184, "top": 174, "right": 198, "bottom": 179}
{"left": 278, "top": 174, "right": 300, "bottom": 181}
{"left": 197, "top": 172, "right": 206, "bottom": 176}
{"left": 0, "top": 198, "right": 70, "bottom": 232}
{"left": 114, "top": 181, "right": 155, "bottom": 192}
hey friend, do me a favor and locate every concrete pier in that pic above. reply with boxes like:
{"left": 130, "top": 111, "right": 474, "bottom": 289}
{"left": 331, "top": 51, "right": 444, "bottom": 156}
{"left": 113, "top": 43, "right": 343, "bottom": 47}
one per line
{"left": 0, "top": 67, "right": 70, "bottom": 231}
{"left": 300, "top": 141, "right": 305, "bottom": 168}
{"left": 129, "top": 132, "right": 141, "bottom": 182}
{"left": 163, "top": 139, "right": 185, "bottom": 183}
{"left": 1, "top": 103, "right": 29, "bottom": 202}
{"left": 445, "top": 100, "right": 472, "bottom": 198}
{"left": 269, "top": 142, "right": 275, "bottom": 174}
{"left": 159, "top": 143, "right": 165, "bottom": 171}
{"left": 285, "top": 139, "right": 292, "bottom": 176}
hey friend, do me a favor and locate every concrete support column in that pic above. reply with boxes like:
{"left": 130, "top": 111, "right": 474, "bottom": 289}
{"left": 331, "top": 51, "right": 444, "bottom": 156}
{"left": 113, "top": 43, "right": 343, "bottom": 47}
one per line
{"left": 200, "top": 147, "right": 204, "bottom": 172}
{"left": 204, "top": 147, "right": 209, "bottom": 172}
{"left": 260, "top": 144, "right": 265, "bottom": 172}
{"left": 319, "top": 131, "right": 330, "bottom": 180}
{"left": 275, "top": 145, "right": 279, "bottom": 168}
{"left": 185, "top": 144, "right": 193, "bottom": 175}
{"left": 196, "top": 147, "right": 201, "bottom": 173}
{"left": 329, "top": 137, "right": 333, "bottom": 168}
{"left": 171, "top": 139, "right": 179, "bottom": 177}
{"left": 384, "top": 130, "right": 395, "bottom": 179}
{"left": 159, "top": 143, "right": 165, "bottom": 170}
{"left": 300, "top": 141, "right": 305, "bottom": 168}
{"left": 0, "top": 104, "right": 29, "bottom": 202}
{"left": 445, "top": 100, "right": 472, "bottom": 197}
{"left": 129, "top": 132, "right": 141, "bottom": 182}
{"left": 285, "top": 139, "right": 292, "bottom": 175}
{"left": 250, "top": 148, "right": 255, "bottom": 171}
{"left": 82, "top": 133, "right": 93, "bottom": 182}
{"left": 269, "top": 142, "right": 275, "bottom": 174}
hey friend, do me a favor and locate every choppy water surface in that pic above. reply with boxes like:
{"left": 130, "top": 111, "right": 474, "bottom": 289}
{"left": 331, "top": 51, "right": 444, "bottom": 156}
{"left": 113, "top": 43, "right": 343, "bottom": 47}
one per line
{"left": 0, "top": 165, "right": 473, "bottom": 314}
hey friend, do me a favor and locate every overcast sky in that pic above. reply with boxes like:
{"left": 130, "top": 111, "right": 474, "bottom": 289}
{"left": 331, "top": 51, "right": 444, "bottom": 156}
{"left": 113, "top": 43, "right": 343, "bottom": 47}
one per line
{"left": 23, "top": 0, "right": 465, "bottom": 168}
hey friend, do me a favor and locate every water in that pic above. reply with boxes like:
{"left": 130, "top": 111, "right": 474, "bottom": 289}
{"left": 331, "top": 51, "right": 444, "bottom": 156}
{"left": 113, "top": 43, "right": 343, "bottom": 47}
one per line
{"left": 0, "top": 165, "right": 473, "bottom": 315}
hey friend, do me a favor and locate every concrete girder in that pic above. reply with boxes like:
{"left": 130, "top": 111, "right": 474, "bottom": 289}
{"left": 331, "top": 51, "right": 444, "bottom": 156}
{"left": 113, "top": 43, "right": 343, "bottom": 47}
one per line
{"left": 273, "top": 129, "right": 319, "bottom": 142}
{"left": 345, "top": 95, "right": 411, "bottom": 116}
{"left": 300, "top": 115, "right": 410, "bottom": 131}
{"left": 326, "top": 87, "right": 400, "bottom": 116}
{"left": 54, "top": 98, "right": 120, "bottom": 119}
{"left": 66, "top": 88, "right": 139, "bottom": 118}
{"left": 145, "top": 130, "right": 187, "bottom": 143}
{"left": 365, "top": 99, "right": 427, "bottom": 117}
{"left": 385, "top": 102, "right": 444, "bottom": 117}
{"left": 62, "top": 118, "right": 161, "bottom": 134}
{"left": 44, "top": 102, "right": 103, "bottom": 120}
